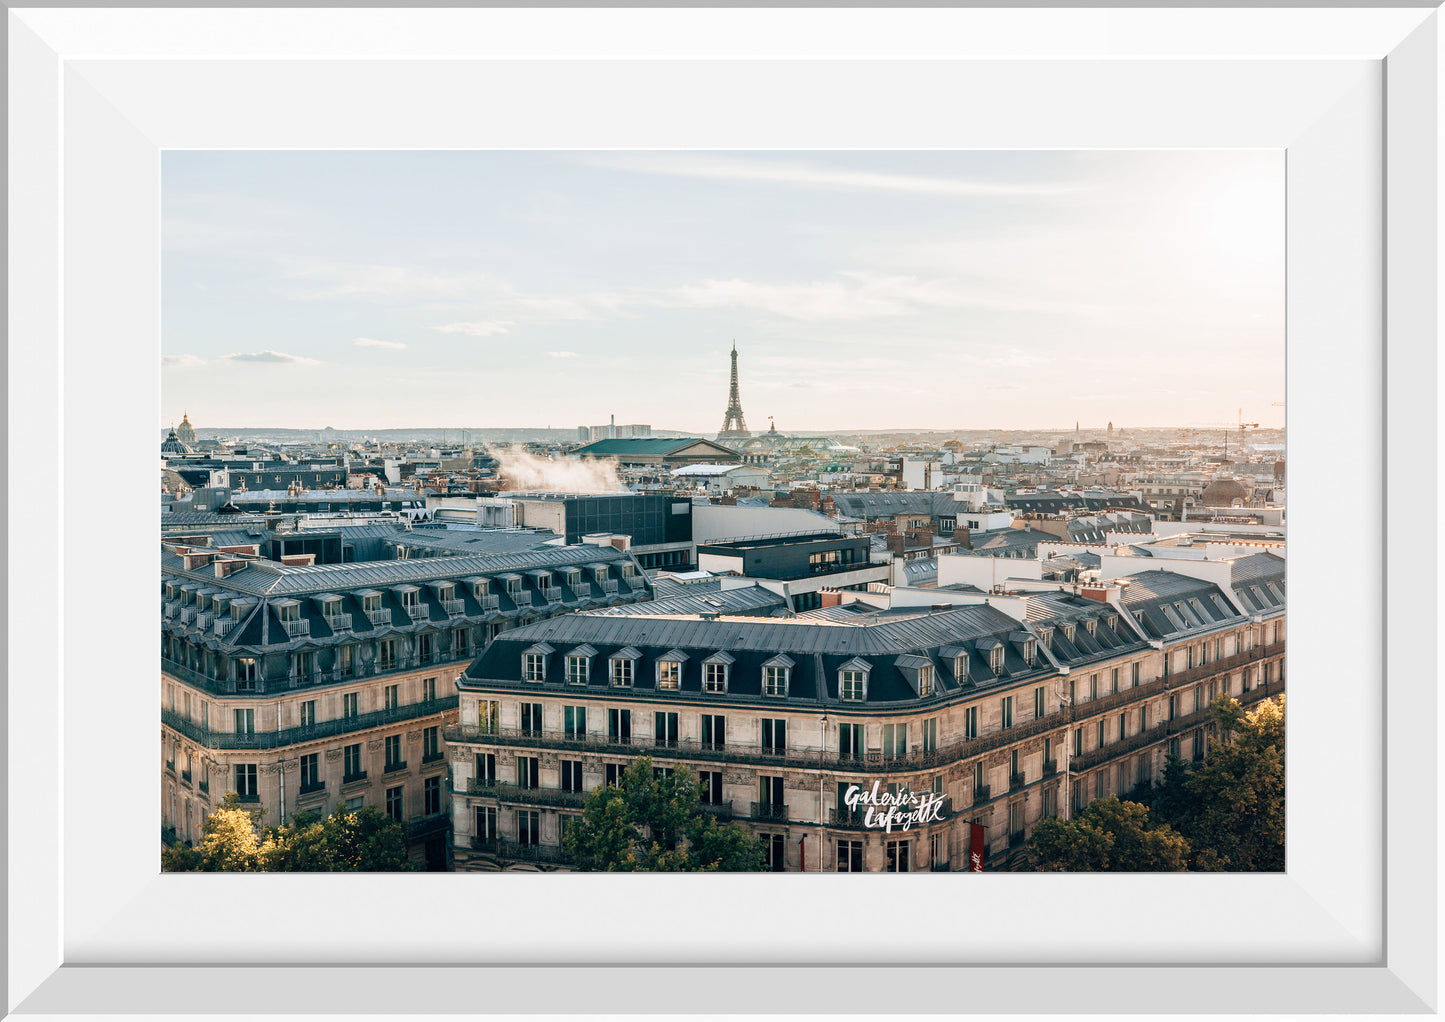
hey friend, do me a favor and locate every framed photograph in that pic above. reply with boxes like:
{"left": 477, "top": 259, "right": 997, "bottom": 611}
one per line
{"left": 6, "top": 6, "right": 1435, "bottom": 1016}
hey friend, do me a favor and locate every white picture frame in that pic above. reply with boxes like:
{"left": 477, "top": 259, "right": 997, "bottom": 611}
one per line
{"left": 6, "top": 7, "right": 1436, "bottom": 1016}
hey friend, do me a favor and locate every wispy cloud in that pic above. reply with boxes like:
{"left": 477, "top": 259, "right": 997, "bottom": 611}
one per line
{"left": 548, "top": 351, "right": 578, "bottom": 359}
{"left": 353, "top": 337, "right": 406, "bottom": 350}
{"left": 434, "top": 321, "right": 514, "bottom": 337}
{"left": 576, "top": 154, "right": 1084, "bottom": 198}
{"left": 162, "top": 353, "right": 205, "bottom": 368}
{"left": 219, "top": 350, "right": 320, "bottom": 365}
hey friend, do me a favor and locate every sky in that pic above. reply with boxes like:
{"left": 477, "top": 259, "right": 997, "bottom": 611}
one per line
{"left": 162, "top": 150, "right": 1284, "bottom": 433}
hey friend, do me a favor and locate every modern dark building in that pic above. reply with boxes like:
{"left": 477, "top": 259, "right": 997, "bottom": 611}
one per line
{"left": 695, "top": 532, "right": 889, "bottom": 611}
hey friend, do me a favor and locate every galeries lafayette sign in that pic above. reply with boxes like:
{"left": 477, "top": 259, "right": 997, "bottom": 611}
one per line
{"left": 843, "top": 781, "right": 948, "bottom": 833}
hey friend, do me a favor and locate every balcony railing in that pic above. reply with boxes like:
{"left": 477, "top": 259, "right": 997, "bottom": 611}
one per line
{"left": 161, "top": 696, "right": 459, "bottom": 751}
{"left": 1042, "top": 760, "right": 1058, "bottom": 777}
{"left": 543, "top": 589, "right": 564, "bottom": 604}
{"left": 445, "top": 714, "right": 1064, "bottom": 775}
{"left": 298, "top": 781, "right": 326, "bottom": 796}
{"left": 235, "top": 792, "right": 260, "bottom": 804}
{"left": 498, "top": 839, "right": 573, "bottom": 865}
{"left": 324, "top": 613, "right": 353, "bottom": 634}
{"left": 699, "top": 800, "right": 734, "bottom": 820}
{"left": 365, "top": 607, "right": 392, "bottom": 626}
{"left": 342, "top": 771, "right": 368, "bottom": 785}
{"left": 600, "top": 580, "right": 619, "bottom": 594}
{"left": 1009, "top": 772, "right": 1026, "bottom": 792}
{"left": 441, "top": 599, "right": 465, "bottom": 617}
{"left": 407, "top": 813, "right": 451, "bottom": 840}
{"left": 282, "top": 619, "right": 310, "bottom": 639}
{"left": 1068, "top": 677, "right": 1285, "bottom": 772}
{"left": 750, "top": 801, "right": 789, "bottom": 823}
{"left": 828, "top": 808, "right": 869, "bottom": 829}
{"left": 477, "top": 595, "right": 500, "bottom": 612}
{"left": 1009, "top": 830, "right": 1026, "bottom": 849}
{"left": 467, "top": 780, "right": 588, "bottom": 810}
{"left": 162, "top": 650, "right": 472, "bottom": 696}
{"left": 443, "top": 642, "right": 1287, "bottom": 776}
{"left": 972, "top": 785, "right": 991, "bottom": 807}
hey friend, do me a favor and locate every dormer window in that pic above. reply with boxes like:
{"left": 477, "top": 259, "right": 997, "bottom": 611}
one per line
{"left": 534, "top": 573, "right": 551, "bottom": 591}
{"left": 593, "top": 565, "right": 609, "bottom": 583}
{"left": 1062, "top": 624, "right": 1075, "bottom": 644}
{"left": 1084, "top": 618, "right": 1097, "bottom": 637}
{"left": 1023, "top": 640, "right": 1036, "bottom": 666}
{"left": 838, "top": 657, "right": 871, "bottom": 701}
{"left": 990, "top": 646, "right": 1005, "bottom": 674}
{"left": 563, "top": 569, "right": 583, "bottom": 588}
{"left": 703, "top": 651, "right": 733, "bottom": 693}
{"left": 566, "top": 645, "right": 596, "bottom": 685}
{"left": 522, "top": 643, "right": 553, "bottom": 682}
{"left": 762, "top": 654, "right": 794, "bottom": 697}
{"left": 1038, "top": 626, "right": 1053, "bottom": 648}
{"left": 656, "top": 650, "right": 688, "bottom": 690}
{"left": 954, "top": 654, "right": 969, "bottom": 683}
{"left": 917, "top": 664, "right": 933, "bottom": 697}
{"left": 392, "top": 586, "right": 419, "bottom": 612}
{"left": 610, "top": 648, "right": 641, "bottom": 688}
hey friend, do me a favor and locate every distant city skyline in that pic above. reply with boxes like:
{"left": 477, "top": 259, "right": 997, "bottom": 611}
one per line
{"left": 163, "top": 150, "right": 1285, "bottom": 432}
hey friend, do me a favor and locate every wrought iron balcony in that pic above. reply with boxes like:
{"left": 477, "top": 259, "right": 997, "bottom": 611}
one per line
{"left": 972, "top": 785, "right": 991, "bottom": 807}
{"left": 698, "top": 800, "right": 734, "bottom": 820}
{"left": 498, "top": 839, "right": 573, "bottom": 865}
{"left": 542, "top": 589, "right": 564, "bottom": 604}
{"left": 467, "top": 780, "right": 588, "bottom": 809}
{"left": 828, "top": 808, "right": 869, "bottom": 829}
{"left": 325, "top": 613, "right": 353, "bottom": 633}
{"left": 236, "top": 792, "right": 260, "bottom": 804}
{"left": 365, "top": 607, "right": 392, "bottom": 626}
{"left": 407, "top": 813, "right": 451, "bottom": 840}
{"left": 282, "top": 619, "right": 310, "bottom": 639}
{"left": 601, "top": 579, "right": 619, "bottom": 594}
{"left": 1009, "top": 830, "right": 1026, "bottom": 849}
{"left": 443, "top": 644, "right": 1287, "bottom": 777}
{"left": 1042, "top": 760, "right": 1058, "bottom": 777}
{"left": 298, "top": 781, "right": 326, "bottom": 796}
{"left": 441, "top": 599, "right": 465, "bottom": 617}
{"left": 1009, "top": 772, "right": 1027, "bottom": 792}
{"left": 162, "top": 696, "right": 458, "bottom": 750}
{"left": 750, "top": 801, "right": 789, "bottom": 823}
{"left": 342, "top": 771, "right": 368, "bottom": 785}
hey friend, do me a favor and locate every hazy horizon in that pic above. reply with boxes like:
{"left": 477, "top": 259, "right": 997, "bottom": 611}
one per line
{"left": 163, "top": 151, "right": 1285, "bottom": 433}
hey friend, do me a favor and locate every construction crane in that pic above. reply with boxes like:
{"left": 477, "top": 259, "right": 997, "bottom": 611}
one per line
{"left": 1195, "top": 409, "right": 1260, "bottom": 458}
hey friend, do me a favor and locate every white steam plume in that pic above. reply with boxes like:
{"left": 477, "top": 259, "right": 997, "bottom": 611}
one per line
{"left": 494, "top": 449, "right": 625, "bottom": 493}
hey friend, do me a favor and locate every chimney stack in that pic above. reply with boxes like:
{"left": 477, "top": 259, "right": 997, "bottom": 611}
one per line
{"left": 886, "top": 534, "right": 906, "bottom": 556}
{"left": 953, "top": 527, "right": 972, "bottom": 549}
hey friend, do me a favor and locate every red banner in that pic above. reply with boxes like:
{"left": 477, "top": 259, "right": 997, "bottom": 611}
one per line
{"left": 969, "top": 822, "right": 987, "bottom": 872}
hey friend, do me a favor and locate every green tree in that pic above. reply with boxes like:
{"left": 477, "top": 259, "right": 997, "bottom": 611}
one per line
{"left": 1150, "top": 695, "right": 1285, "bottom": 871}
{"left": 163, "top": 794, "right": 416, "bottom": 872}
{"left": 1026, "top": 796, "right": 1191, "bottom": 872}
{"left": 562, "top": 757, "right": 767, "bottom": 872}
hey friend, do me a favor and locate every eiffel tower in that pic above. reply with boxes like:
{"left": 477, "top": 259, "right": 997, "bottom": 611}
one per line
{"left": 717, "top": 341, "right": 752, "bottom": 439}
